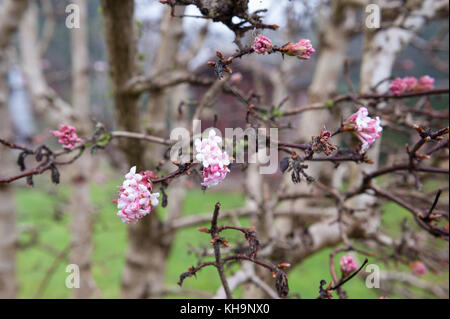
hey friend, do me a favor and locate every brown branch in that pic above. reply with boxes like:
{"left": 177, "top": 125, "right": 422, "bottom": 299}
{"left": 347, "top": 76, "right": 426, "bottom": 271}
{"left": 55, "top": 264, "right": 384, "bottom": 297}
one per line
{"left": 281, "top": 88, "right": 449, "bottom": 117}
{"left": 223, "top": 254, "right": 277, "bottom": 273}
{"left": 110, "top": 131, "right": 173, "bottom": 146}
{"left": 422, "top": 189, "right": 443, "bottom": 222}
{"left": 211, "top": 202, "right": 233, "bottom": 299}
{"left": 370, "top": 184, "right": 449, "bottom": 239}
{"left": 124, "top": 73, "right": 214, "bottom": 95}
{"left": 178, "top": 202, "right": 289, "bottom": 298}
{"left": 150, "top": 162, "right": 197, "bottom": 184}
{"left": 34, "top": 243, "right": 71, "bottom": 298}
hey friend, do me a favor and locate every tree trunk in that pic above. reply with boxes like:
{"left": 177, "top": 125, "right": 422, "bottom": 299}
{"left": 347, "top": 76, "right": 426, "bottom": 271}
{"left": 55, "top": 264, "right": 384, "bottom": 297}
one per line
{"left": 69, "top": 0, "right": 98, "bottom": 299}
{"left": 19, "top": 3, "right": 75, "bottom": 124}
{"left": 101, "top": 0, "right": 183, "bottom": 299}
{"left": 0, "top": 55, "right": 17, "bottom": 298}
{"left": 0, "top": 0, "right": 29, "bottom": 299}
{"left": 101, "top": 0, "right": 143, "bottom": 169}
{"left": 119, "top": 5, "right": 189, "bottom": 298}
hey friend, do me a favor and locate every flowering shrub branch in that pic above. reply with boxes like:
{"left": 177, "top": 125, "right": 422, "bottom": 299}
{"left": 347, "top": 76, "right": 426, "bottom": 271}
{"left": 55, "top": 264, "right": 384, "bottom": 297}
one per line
{"left": 177, "top": 202, "right": 290, "bottom": 299}
{"left": 1, "top": 0, "right": 448, "bottom": 296}
{"left": 207, "top": 35, "right": 315, "bottom": 79}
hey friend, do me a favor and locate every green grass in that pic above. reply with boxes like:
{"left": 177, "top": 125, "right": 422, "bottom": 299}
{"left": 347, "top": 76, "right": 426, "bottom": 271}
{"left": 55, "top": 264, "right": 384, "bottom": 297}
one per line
{"left": 14, "top": 178, "right": 448, "bottom": 299}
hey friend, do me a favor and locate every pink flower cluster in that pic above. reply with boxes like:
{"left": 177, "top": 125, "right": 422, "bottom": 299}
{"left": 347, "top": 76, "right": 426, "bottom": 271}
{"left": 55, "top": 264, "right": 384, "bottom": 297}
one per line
{"left": 344, "top": 107, "right": 383, "bottom": 153}
{"left": 389, "top": 75, "right": 434, "bottom": 95}
{"left": 340, "top": 255, "right": 358, "bottom": 276}
{"left": 116, "top": 166, "right": 160, "bottom": 224}
{"left": 253, "top": 35, "right": 273, "bottom": 55}
{"left": 410, "top": 261, "right": 427, "bottom": 276}
{"left": 195, "top": 130, "right": 230, "bottom": 188}
{"left": 52, "top": 125, "right": 82, "bottom": 149}
{"left": 282, "top": 39, "right": 315, "bottom": 60}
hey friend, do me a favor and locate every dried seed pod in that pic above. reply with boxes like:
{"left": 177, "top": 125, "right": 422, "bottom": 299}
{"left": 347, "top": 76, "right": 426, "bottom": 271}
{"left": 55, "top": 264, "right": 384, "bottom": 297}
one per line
{"left": 35, "top": 146, "right": 44, "bottom": 162}
{"left": 245, "top": 228, "right": 260, "bottom": 259}
{"left": 17, "top": 151, "right": 28, "bottom": 171}
{"left": 279, "top": 157, "right": 289, "bottom": 173}
{"left": 50, "top": 164, "right": 60, "bottom": 184}
{"left": 275, "top": 271, "right": 289, "bottom": 298}
{"left": 160, "top": 186, "right": 168, "bottom": 208}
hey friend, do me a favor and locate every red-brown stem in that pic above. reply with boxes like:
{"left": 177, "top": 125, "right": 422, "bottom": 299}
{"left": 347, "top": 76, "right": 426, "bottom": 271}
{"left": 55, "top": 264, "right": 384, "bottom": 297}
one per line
{"left": 211, "top": 202, "right": 233, "bottom": 299}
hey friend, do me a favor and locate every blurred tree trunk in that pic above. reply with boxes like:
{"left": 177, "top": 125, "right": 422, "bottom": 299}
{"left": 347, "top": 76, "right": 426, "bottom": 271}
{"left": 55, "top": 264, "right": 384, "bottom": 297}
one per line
{"left": 114, "top": 5, "right": 189, "bottom": 298}
{"left": 101, "top": 0, "right": 147, "bottom": 298}
{"left": 147, "top": 6, "right": 185, "bottom": 137}
{"left": 301, "top": 2, "right": 358, "bottom": 138}
{"left": 0, "top": 55, "right": 17, "bottom": 299}
{"left": 102, "top": 0, "right": 185, "bottom": 299}
{"left": 143, "top": 6, "right": 189, "bottom": 298}
{"left": 19, "top": 3, "right": 75, "bottom": 125}
{"left": 101, "top": 0, "right": 143, "bottom": 169}
{"left": 69, "top": 0, "right": 98, "bottom": 299}
{"left": 0, "top": 0, "right": 29, "bottom": 299}
{"left": 0, "top": 61, "right": 17, "bottom": 299}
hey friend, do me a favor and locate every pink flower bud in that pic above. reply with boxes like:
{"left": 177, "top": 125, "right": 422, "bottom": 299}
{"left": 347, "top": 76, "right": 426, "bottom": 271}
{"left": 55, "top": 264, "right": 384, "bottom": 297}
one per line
{"left": 410, "top": 261, "right": 427, "bottom": 276}
{"left": 389, "top": 77, "right": 408, "bottom": 95}
{"left": 403, "top": 76, "right": 418, "bottom": 91}
{"left": 340, "top": 255, "right": 358, "bottom": 276}
{"left": 416, "top": 75, "right": 434, "bottom": 91}
{"left": 282, "top": 39, "right": 315, "bottom": 60}
{"left": 253, "top": 35, "right": 273, "bottom": 55}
